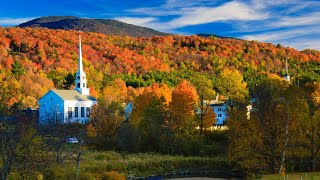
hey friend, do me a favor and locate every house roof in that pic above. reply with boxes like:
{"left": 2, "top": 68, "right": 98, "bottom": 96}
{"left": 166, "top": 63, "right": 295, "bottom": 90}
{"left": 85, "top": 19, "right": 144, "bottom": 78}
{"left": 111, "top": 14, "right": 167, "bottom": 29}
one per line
{"left": 209, "top": 100, "right": 226, "bottom": 106}
{"left": 51, "top": 90, "right": 97, "bottom": 101}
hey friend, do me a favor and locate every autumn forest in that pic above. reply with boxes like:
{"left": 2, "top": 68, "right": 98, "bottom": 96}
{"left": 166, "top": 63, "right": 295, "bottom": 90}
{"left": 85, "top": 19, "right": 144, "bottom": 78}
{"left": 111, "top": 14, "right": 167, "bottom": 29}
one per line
{"left": 1, "top": 27, "right": 320, "bottom": 178}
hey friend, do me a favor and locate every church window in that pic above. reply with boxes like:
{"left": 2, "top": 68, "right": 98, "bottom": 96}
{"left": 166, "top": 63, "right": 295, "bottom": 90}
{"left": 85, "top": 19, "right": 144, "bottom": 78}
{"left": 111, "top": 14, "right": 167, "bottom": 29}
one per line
{"left": 218, "top": 114, "right": 222, "bottom": 117}
{"left": 77, "top": 76, "right": 80, "bottom": 80}
{"left": 83, "top": 83, "right": 86, "bottom": 88}
{"left": 83, "top": 76, "right": 85, "bottom": 79}
{"left": 86, "top": 107, "right": 90, "bottom": 117}
{"left": 51, "top": 97, "right": 52, "bottom": 101}
{"left": 77, "top": 83, "right": 80, "bottom": 88}
{"left": 75, "top": 107, "right": 79, "bottom": 118}
{"left": 81, "top": 107, "right": 85, "bottom": 117}
{"left": 68, "top": 107, "right": 72, "bottom": 118}
{"left": 218, "top": 108, "right": 222, "bottom": 111}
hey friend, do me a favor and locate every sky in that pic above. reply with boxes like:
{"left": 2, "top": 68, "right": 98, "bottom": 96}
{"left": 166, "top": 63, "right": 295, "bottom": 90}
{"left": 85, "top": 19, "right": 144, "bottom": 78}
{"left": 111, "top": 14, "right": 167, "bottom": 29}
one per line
{"left": 1, "top": 0, "right": 320, "bottom": 50}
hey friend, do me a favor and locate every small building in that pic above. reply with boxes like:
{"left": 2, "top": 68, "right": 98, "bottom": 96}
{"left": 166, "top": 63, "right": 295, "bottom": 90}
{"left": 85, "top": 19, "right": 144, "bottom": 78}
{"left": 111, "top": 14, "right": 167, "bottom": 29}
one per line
{"left": 210, "top": 100, "right": 228, "bottom": 125}
{"left": 209, "top": 96, "right": 255, "bottom": 130}
{"left": 124, "top": 102, "right": 133, "bottom": 121}
{"left": 38, "top": 35, "right": 97, "bottom": 124}
{"left": 284, "top": 59, "right": 290, "bottom": 83}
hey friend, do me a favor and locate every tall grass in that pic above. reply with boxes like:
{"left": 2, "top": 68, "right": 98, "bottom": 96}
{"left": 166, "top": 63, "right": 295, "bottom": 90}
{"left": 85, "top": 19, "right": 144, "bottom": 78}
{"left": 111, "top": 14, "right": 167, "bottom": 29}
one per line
{"left": 65, "top": 151, "right": 229, "bottom": 178}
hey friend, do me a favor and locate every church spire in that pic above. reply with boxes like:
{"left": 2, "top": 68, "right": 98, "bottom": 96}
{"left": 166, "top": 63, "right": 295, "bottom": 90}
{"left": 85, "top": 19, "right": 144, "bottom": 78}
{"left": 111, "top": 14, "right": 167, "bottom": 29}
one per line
{"left": 75, "top": 34, "right": 90, "bottom": 95}
{"left": 285, "top": 59, "right": 288, "bottom": 76}
{"left": 284, "top": 59, "right": 291, "bottom": 83}
{"left": 78, "top": 34, "right": 83, "bottom": 73}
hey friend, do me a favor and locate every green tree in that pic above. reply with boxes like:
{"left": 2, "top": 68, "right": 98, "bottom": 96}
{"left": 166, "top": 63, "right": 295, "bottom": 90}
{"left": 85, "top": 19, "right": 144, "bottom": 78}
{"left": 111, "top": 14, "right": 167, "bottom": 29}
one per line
{"left": 227, "top": 107, "right": 266, "bottom": 176}
{"left": 217, "top": 68, "right": 249, "bottom": 117}
{"left": 191, "top": 74, "right": 215, "bottom": 135}
{"left": 0, "top": 121, "right": 18, "bottom": 180}
{"left": 228, "top": 77, "right": 304, "bottom": 175}
{"left": 294, "top": 82, "right": 320, "bottom": 171}
{"left": 87, "top": 101, "right": 124, "bottom": 149}
{"left": 11, "top": 60, "right": 26, "bottom": 77}
{"left": 15, "top": 127, "right": 49, "bottom": 179}
{"left": 138, "top": 97, "right": 167, "bottom": 152}
{"left": 64, "top": 73, "right": 75, "bottom": 89}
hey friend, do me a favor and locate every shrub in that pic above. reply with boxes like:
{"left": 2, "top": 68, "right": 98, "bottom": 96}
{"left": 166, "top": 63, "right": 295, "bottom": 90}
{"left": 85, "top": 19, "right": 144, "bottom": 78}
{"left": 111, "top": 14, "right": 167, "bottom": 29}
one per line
{"left": 7, "top": 171, "right": 20, "bottom": 180}
{"left": 43, "top": 166, "right": 66, "bottom": 180}
{"left": 79, "top": 172, "right": 96, "bottom": 180}
{"left": 93, "top": 151, "right": 122, "bottom": 161}
{"left": 101, "top": 171, "right": 126, "bottom": 180}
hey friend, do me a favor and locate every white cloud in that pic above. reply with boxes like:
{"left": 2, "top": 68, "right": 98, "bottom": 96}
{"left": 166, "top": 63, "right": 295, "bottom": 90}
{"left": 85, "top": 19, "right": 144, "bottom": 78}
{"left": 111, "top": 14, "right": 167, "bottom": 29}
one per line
{"left": 284, "top": 39, "right": 320, "bottom": 50}
{"left": 166, "top": 1, "right": 268, "bottom": 29}
{"left": 115, "top": 17, "right": 158, "bottom": 27}
{"left": 241, "top": 26, "right": 320, "bottom": 50}
{"left": 122, "top": 1, "right": 269, "bottom": 31}
{"left": 114, "top": 0, "right": 320, "bottom": 50}
{"left": 271, "top": 12, "right": 320, "bottom": 27}
{"left": 0, "top": 17, "right": 36, "bottom": 26}
{"left": 242, "top": 28, "right": 320, "bottom": 42}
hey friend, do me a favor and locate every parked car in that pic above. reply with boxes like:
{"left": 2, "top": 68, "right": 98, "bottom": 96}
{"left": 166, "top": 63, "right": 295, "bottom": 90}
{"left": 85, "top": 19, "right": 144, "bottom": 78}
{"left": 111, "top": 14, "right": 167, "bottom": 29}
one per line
{"left": 66, "top": 136, "right": 79, "bottom": 144}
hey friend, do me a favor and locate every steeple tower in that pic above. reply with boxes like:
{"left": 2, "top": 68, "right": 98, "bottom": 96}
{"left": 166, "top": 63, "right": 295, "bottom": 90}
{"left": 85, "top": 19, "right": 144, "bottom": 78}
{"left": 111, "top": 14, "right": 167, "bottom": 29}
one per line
{"left": 284, "top": 59, "right": 290, "bottom": 83}
{"left": 75, "top": 35, "right": 90, "bottom": 95}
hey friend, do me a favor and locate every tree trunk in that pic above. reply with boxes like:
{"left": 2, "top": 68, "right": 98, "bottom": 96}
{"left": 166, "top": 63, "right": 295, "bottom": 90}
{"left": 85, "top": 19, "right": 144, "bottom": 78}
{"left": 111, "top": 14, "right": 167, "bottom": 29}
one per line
{"left": 279, "top": 123, "right": 289, "bottom": 174}
{"left": 311, "top": 127, "right": 316, "bottom": 171}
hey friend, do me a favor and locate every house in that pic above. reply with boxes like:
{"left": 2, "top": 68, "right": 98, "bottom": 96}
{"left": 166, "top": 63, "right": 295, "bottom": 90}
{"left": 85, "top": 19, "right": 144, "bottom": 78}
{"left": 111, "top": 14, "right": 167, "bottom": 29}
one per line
{"left": 124, "top": 102, "right": 133, "bottom": 121}
{"left": 208, "top": 96, "right": 228, "bottom": 130}
{"left": 208, "top": 96, "right": 255, "bottom": 130}
{"left": 38, "top": 35, "right": 97, "bottom": 124}
{"left": 209, "top": 98, "right": 228, "bottom": 125}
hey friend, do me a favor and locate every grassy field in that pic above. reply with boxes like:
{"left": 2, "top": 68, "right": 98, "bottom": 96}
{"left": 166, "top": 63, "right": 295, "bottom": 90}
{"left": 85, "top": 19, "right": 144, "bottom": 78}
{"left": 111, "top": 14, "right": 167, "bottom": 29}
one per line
{"left": 80, "top": 151, "right": 229, "bottom": 177}
{"left": 260, "top": 172, "right": 320, "bottom": 180}
{"left": 39, "top": 150, "right": 231, "bottom": 179}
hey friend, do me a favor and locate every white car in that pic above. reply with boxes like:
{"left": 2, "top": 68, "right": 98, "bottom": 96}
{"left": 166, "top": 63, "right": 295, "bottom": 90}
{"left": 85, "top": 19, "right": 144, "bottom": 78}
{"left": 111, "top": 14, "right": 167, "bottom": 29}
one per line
{"left": 66, "top": 136, "right": 79, "bottom": 144}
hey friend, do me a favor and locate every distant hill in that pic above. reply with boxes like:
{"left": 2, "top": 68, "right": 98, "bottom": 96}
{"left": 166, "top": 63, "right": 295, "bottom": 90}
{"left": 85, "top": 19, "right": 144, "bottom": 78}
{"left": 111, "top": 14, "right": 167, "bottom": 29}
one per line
{"left": 18, "top": 16, "right": 169, "bottom": 37}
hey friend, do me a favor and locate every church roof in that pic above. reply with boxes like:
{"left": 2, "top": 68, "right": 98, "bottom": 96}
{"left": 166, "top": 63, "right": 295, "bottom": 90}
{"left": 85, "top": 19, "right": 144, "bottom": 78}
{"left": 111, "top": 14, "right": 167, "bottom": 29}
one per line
{"left": 51, "top": 90, "right": 97, "bottom": 101}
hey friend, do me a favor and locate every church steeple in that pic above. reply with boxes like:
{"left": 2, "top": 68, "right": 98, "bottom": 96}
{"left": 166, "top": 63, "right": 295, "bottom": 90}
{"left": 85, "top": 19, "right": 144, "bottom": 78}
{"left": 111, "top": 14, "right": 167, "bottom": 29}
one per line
{"left": 75, "top": 35, "right": 90, "bottom": 95}
{"left": 284, "top": 59, "right": 291, "bottom": 83}
{"left": 78, "top": 34, "right": 83, "bottom": 73}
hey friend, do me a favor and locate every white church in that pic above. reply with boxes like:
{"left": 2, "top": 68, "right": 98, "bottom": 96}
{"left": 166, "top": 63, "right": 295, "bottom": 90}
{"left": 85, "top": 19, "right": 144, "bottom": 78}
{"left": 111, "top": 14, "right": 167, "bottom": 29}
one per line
{"left": 38, "top": 35, "right": 97, "bottom": 124}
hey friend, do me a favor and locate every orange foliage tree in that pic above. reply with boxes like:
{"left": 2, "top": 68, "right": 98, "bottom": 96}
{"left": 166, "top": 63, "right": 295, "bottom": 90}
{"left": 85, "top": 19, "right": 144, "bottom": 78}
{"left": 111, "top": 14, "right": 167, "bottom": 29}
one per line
{"left": 169, "top": 80, "right": 198, "bottom": 134}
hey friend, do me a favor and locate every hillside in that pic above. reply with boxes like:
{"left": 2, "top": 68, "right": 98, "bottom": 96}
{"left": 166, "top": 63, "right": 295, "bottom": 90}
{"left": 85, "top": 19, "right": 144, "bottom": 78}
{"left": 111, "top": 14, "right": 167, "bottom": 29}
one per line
{"left": 18, "top": 16, "right": 169, "bottom": 37}
{"left": 0, "top": 27, "right": 320, "bottom": 109}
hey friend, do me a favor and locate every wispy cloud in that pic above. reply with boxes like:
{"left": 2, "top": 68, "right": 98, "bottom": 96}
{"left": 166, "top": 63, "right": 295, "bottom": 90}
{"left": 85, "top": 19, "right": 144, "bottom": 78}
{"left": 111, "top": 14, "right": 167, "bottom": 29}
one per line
{"left": 285, "top": 39, "right": 320, "bottom": 50}
{"left": 242, "top": 27, "right": 320, "bottom": 42}
{"left": 165, "top": 1, "right": 268, "bottom": 29}
{"left": 120, "top": 1, "right": 268, "bottom": 31}
{"left": 241, "top": 25, "right": 320, "bottom": 50}
{"left": 0, "top": 17, "right": 36, "bottom": 26}
{"left": 115, "top": 17, "right": 157, "bottom": 27}
{"left": 270, "top": 12, "right": 320, "bottom": 28}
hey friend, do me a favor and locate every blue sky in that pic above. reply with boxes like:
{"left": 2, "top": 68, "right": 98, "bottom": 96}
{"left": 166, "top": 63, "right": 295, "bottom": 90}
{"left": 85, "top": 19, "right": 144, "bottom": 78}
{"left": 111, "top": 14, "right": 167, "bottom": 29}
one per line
{"left": 1, "top": 0, "right": 320, "bottom": 50}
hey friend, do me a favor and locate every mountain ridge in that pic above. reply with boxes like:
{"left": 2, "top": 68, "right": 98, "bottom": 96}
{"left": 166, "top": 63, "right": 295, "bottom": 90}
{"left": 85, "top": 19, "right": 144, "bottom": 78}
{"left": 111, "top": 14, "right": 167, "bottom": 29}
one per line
{"left": 18, "top": 16, "right": 169, "bottom": 37}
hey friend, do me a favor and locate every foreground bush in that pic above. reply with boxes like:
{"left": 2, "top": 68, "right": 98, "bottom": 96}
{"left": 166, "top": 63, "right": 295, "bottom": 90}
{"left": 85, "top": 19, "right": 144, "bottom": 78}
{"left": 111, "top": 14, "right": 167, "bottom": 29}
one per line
{"left": 101, "top": 171, "right": 126, "bottom": 180}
